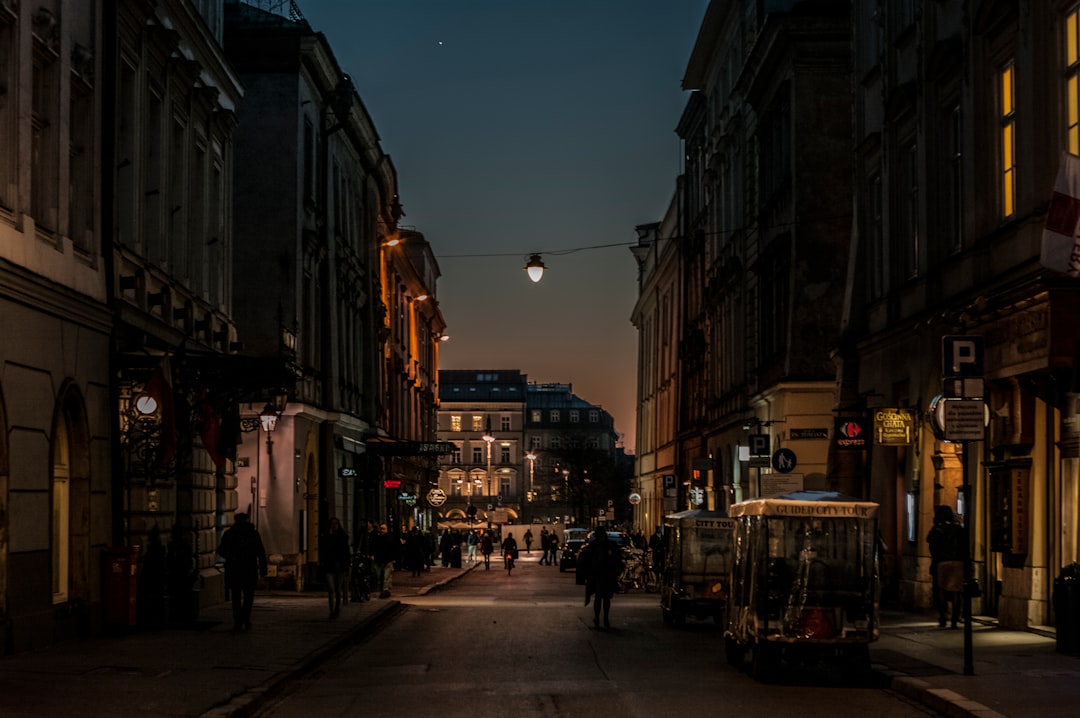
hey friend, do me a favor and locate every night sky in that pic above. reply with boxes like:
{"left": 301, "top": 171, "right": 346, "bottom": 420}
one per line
{"left": 297, "top": 0, "right": 710, "bottom": 452}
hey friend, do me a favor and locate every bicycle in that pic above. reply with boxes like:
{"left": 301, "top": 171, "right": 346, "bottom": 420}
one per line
{"left": 618, "top": 547, "right": 660, "bottom": 593}
{"left": 348, "top": 553, "right": 373, "bottom": 602}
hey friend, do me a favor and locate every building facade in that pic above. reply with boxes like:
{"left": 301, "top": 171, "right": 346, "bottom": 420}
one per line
{"left": 636, "top": 0, "right": 1080, "bottom": 634}
{"left": 0, "top": 0, "right": 112, "bottom": 653}
{"left": 225, "top": 1, "right": 444, "bottom": 580}
{"left": 630, "top": 212, "right": 681, "bottom": 533}
{"left": 646, "top": 0, "right": 853, "bottom": 520}
{"left": 436, "top": 370, "right": 527, "bottom": 527}
{"left": 844, "top": 0, "right": 1080, "bottom": 629}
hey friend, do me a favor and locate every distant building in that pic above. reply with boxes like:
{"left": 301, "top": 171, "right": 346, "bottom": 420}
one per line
{"left": 434, "top": 370, "right": 622, "bottom": 529}
{"left": 436, "top": 371, "right": 528, "bottom": 526}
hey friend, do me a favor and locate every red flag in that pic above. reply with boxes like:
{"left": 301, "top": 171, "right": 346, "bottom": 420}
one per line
{"left": 1041, "top": 152, "right": 1080, "bottom": 276}
{"left": 145, "top": 357, "right": 177, "bottom": 464}
{"left": 198, "top": 390, "right": 226, "bottom": 470}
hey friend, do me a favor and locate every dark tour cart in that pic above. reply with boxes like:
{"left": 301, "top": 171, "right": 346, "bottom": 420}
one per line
{"left": 723, "top": 491, "right": 880, "bottom": 681}
{"left": 660, "top": 509, "right": 736, "bottom": 626}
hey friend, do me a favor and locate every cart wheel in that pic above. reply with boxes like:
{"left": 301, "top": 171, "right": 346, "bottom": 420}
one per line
{"left": 724, "top": 636, "right": 745, "bottom": 667}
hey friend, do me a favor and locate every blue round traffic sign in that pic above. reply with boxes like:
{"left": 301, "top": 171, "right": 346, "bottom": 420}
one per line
{"left": 772, "top": 448, "right": 797, "bottom": 473}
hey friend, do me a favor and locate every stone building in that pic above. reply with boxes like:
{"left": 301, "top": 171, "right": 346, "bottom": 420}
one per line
{"left": 844, "top": 0, "right": 1080, "bottom": 629}
{"left": 0, "top": 0, "right": 112, "bottom": 653}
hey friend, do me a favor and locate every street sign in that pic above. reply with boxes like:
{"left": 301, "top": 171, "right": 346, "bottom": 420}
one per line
{"left": 942, "top": 335, "right": 984, "bottom": 378}
{"left": 749, "top": 433, "right": 770, "bottom": 457}
{"left": 772, "top": 448, "right": 797, "bottom": 473}
{"left": 942, "top": 398, "right": 988, "bottom": 441}
{"left": 761, "top": 473, "right": 803, "bottom": 496}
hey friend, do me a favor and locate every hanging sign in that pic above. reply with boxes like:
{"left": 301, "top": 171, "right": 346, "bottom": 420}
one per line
{"left": 874, "top": 408, "right": 916, "bottom": 445}
{"left": 629, "top": 492, "right": 642, "bottom": 505}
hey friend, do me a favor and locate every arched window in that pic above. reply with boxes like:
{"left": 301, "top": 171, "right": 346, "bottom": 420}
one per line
{"left": 52, "top": 418, "right": 70, "bottom": 604}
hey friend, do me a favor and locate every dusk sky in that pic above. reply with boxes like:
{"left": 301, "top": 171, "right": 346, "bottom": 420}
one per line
{"left": 298, "top": 0, "right": 710, "bottom": 453}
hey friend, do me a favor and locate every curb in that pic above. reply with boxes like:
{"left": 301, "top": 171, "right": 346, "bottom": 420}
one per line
{"left": 888, "top": 675, "right": 1007, "bottom": 718}
{"left": 199, "top": 564, "right": 479, "bottom": 717}
{"left": 198, "top": 600, "right": 404, "bottom": 718}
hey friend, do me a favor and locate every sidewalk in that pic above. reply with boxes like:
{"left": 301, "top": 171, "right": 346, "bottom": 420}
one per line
{"left": 1, "top": 562, "right": 1078, "bottom": 718}
{"left": 0, "top": 562, "right": 477, "bottom": 718}
{"left": 872, "top": 610, "right": 1080, "bottom": 718}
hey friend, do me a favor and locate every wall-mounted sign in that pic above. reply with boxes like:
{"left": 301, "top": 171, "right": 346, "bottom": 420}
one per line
{"left": 398, "top": 492, "right": 416, "bottom": 506}
{"left": 383, "top": 479, "right": 401, "bottom": 489}
{"left": 790, "top": 428, "right": 828, "bottom": 440}
{"left": 874, "top": 408, "right": 916, "bottom": 445}
{"left": 338, "top": 467, "right": 357, "bottom": 478}
{"left": 834, "top": 417, "right": 869, "bottom": 449}
{"left": 629, "top": 492, "right": 642, "bottom": 505}
{"left": 427, "top": 488, "right": 447, "bottom": 507}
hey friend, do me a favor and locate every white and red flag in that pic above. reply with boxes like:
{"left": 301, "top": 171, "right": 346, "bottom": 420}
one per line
{"left": 1041, "top": 152, "right": 1080, "bottom": 276}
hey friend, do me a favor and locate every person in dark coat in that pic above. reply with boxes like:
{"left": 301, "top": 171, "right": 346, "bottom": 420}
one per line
{"left": 320, "top": 517, "right": 351, "bottom": 619}
{"left": 480, "top": 530, "right": 495, "bottom": 570}
{"left": 927, "top": 505, "right": 966, "bottom": 628}
{"left": 524, "top": 529, "right": 534, "bottom": 554}
{"left": 217, "top": 513, "right": 267, "bottom": 631}
{"left": 583, "top": 530, "right": 624, "bottom": 629}
{"left": 404, "top": 527, "right": 426, "bottom": 577}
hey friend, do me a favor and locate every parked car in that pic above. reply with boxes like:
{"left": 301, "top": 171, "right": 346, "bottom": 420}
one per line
{"left": 559, "top": 528, "right": 590, "bottom": 572}
{"left": 565, "top": 530, "right": 628, "bottom": 584}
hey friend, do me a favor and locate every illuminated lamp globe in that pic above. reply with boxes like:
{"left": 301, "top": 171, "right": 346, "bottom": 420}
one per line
{"left": 524, "top": 254, "right": 546, "bottom": 283}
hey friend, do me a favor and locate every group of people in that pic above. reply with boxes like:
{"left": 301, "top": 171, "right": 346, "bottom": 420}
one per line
{"left": 536, "top": 527, "right": 562, "bottom": 565}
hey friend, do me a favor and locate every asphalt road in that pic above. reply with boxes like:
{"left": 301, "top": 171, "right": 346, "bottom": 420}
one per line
{"left": 254, "top": 553, "right": 938, "bottom": 718}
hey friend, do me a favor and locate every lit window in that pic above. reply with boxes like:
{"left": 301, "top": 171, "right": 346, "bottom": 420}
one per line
{"left": 451, "top": 415, "right": 462, "bottom": 432}
{"left": 1001, "top": 62, "right": 1016, "bottom": 218}
{"left": 530, "top": 410, "right": 541, "bottom": 423}
{"left": 472, "top": 415, "right": 483, "bottom": 431}
{"left": 1068, "top": 8, "right": 1080, "bottom": 153}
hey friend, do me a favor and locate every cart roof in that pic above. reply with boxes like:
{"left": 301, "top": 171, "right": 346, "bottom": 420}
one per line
{"left": 728, "top": 490, "right": 878, "bottom": 518}
{"left": 664, "top": 509, "right": 735, "bottom": 529}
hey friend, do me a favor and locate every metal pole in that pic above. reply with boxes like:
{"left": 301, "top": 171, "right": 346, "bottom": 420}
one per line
{"left": 961, "top": 439, "right": 974, "bottom": 675}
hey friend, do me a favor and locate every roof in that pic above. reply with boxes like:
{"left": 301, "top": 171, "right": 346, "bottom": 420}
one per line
{"left": 728, "top": 491, "right": 879, "bottom": 519}
{"left": 664, "top": 509, "right": 735, "bottom": 529}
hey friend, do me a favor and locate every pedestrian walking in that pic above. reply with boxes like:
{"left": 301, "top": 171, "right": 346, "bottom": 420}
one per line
{"left": 216, "top": 512, "right": 267, "bottom": 632}
{"left": 466, "top": 530, "right": 478, "bottom": 564}
{"left": 649, "top": 526, "right": 666, "bottom": 574}
{"left": 503, "top": 532, "right": 519, "bottom": 575}
{"left": 374, "top": 523, "right": 399, "bottom": 598}
{"left": 320, "top": 517, "right": 350, "bottom": 619}
{"left": 480, "top": 530, "right": 494, "bottom": 570}
{"left": 404, "top": 527, "right": 426, "bottom": 578}
{"left": 539, "top": 527, "right": 550, "bottom": 565}
{"left": 524, "top": 528, "right": 533, "bottom": 554}
{"left": 927, "top": 505, "right": 966, "bottom": 628}
{"left": 582, "top": 530, "right": 623, "bottom": 629}
{"left": 544, "top": 530, "right": 559, "bottom": 566}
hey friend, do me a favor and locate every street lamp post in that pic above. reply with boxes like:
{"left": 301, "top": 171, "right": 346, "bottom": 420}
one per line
{"left": 483, "top": 428, "right": 495, "bottom": 529}
{"left": 526, "top": 451, "right": 536, "bottom": 515}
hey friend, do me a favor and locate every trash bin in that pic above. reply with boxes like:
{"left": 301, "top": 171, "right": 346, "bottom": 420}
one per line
{"left": 103, "top": 546, "right": 140, "bottom": 630}
{"left": 1054, "top": 563, "right": 1080, "bottom": 655}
